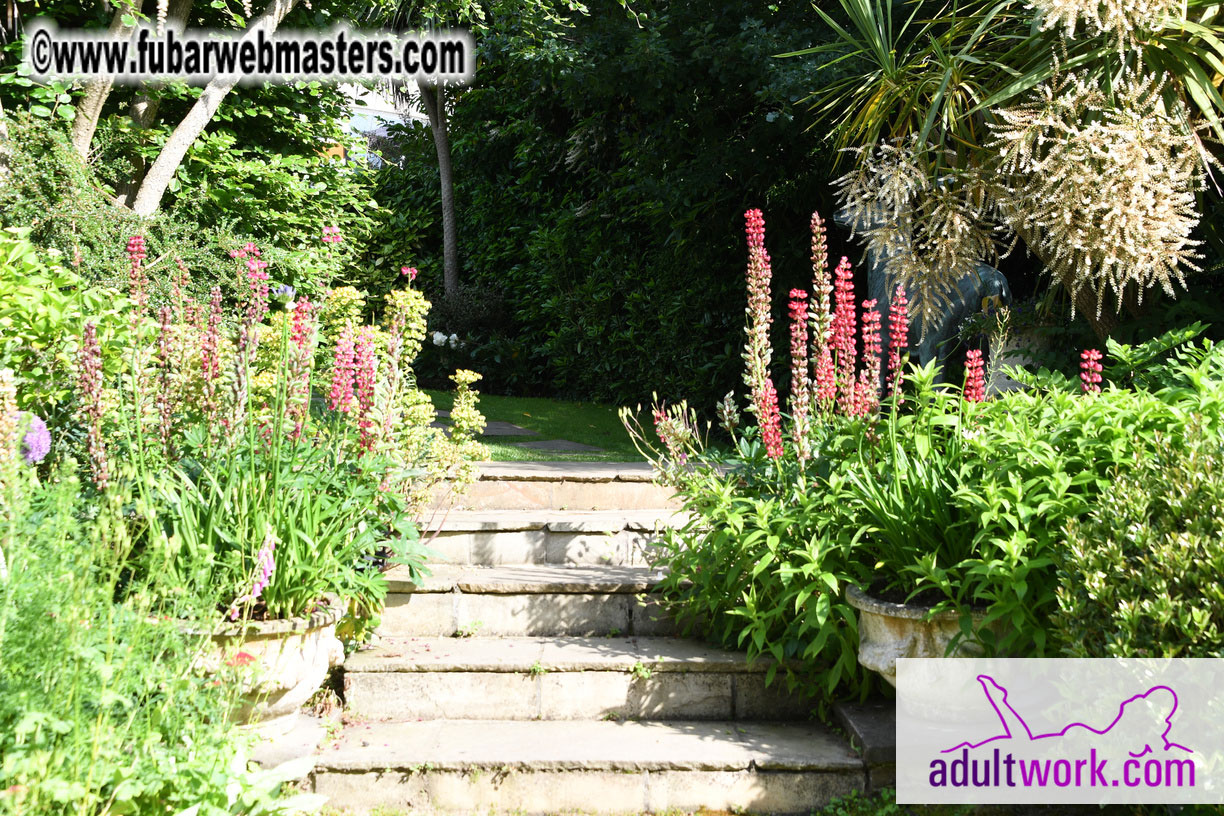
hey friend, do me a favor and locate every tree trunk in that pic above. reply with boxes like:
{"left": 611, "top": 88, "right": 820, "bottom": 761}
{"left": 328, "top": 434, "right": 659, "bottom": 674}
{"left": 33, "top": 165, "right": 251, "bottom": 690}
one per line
{"left": 129, "top": 0, "right": 297, "bottom": 216}
{"left": 71, "top": 2, "right": 141, "bottom": 161}
{"left": 116, "top": 0, "right": 194, "bottom": 206}
{"left": 420, "top": 80, "right": 459, "bottom": 297}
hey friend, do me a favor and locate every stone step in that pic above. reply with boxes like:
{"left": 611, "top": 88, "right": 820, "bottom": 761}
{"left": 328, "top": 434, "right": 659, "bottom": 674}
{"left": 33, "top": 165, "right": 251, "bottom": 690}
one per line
{"left": 438, "top": 462, "right": 680, "bottom": 512}
{"left": 344, "top": 637, "right": 814, "bottom": 722}
{"left": 380, "top": 565, "right": 674, "bottom": 638}
{"left": 419, "top": 509, "right": 688, "bottom": 566}
{"left": 310, "top": 719, "right": 865, "bottom": 814}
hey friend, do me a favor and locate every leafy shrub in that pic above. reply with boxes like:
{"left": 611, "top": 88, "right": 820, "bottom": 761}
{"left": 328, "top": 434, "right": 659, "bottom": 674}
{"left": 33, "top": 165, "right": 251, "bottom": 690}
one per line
{"left": 652, "top": 453, "right": 867, "bottom": 701}
{"left": 0, "top": 464, "right": 319, "bottom": 815}
{"left": 1053, "top": 423, "right": 1224, "bottom": 658}
{"left": 0, "top": 227, "right": 134, "bottom": 426}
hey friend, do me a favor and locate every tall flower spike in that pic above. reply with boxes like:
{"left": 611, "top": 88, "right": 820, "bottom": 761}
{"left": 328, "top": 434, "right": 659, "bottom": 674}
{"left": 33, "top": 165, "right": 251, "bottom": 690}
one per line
{"left": 963, "top": 349, "right": 986, "bottom": 403}
{"left": 758, "top": 378, "right": 784, "bottom": 460}
{"left": 0, "top": 370, "right": 16, "bottom": 469}
{"left": 126, "top": 235, "right": 149, "bottom": 316}
{"left": 742, "top": 209, "right": 774, "bottom": 425}
{"left": 788, "top": 289, "right": 812, "bottom": 461}
{"left": 886, "top": 285, "right": 909, "bottom": 403}
{"left": 809, "top": 212, "right": 833, "bottom": 347}
{"left": 354, "top": 328, "right": 378, "bottom": 451}
{"left": 1080, "top": 348, "right": 1103, "bottom": 394}
{"left": 856, "top": 300, "right": 882, "bottom": 417}
{"left": 287, "top": 298, "right": 316, "bottom": 437}
{"left": 328, "top": 324, "right": 357, "bottom": 413}
{"left": 77, "top": 322, "right": 109, "bottom": 491}
{"left": 830, "top": 257, "right": 858, "bottom": 416}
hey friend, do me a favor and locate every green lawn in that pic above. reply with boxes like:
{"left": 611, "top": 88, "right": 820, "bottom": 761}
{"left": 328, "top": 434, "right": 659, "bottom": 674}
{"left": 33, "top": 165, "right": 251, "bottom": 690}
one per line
{"left": 425, "top": 390, "right": 647, "bottom": 462}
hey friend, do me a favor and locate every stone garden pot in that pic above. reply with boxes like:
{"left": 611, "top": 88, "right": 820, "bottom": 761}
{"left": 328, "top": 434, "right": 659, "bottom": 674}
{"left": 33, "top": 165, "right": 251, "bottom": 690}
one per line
{"left": 845, "top": 585, "right": 998, "bottom": 688}
{"left": 198, "top": 598, "right": 345, "bottom": 737}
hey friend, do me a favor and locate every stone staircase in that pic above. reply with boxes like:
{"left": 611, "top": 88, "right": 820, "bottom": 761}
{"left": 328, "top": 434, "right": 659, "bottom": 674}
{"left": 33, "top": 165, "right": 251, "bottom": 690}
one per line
{"left": 310, "top": 463, "right": 882, "bottom": 814}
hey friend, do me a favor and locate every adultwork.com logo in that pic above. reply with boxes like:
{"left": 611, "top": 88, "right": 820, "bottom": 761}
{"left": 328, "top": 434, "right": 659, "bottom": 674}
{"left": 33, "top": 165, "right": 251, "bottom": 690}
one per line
{"left": 929, "top": 674, "right": 1195, "bottom": 790}
{"left": 896, "top": 659, "right": 1224, "bottom": 805}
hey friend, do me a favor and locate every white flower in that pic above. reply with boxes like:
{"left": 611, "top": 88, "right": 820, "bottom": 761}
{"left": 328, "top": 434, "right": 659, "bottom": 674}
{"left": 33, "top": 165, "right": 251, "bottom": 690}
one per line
{"left": 448, "top": 333, "right": 461, "bottom": 349}
{"left": 432, "top": 331, "right": 447, "bottom": 347}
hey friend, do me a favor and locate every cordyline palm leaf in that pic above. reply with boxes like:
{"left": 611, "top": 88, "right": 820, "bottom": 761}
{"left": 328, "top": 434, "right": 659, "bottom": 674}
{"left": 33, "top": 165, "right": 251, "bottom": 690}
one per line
{"left": 793, "top": 0, "right": 1224, "bottom": 167}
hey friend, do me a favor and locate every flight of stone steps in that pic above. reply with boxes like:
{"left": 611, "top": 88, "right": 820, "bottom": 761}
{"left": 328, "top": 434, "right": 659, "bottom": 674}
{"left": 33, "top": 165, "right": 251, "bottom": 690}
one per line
{"left": 309, "top": 463, "right": 887, "bottom": 814}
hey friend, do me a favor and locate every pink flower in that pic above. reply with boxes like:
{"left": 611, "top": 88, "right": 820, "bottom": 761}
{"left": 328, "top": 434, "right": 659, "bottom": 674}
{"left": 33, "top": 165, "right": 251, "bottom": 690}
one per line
{"left": 742, "top": 209, "right": 775, "bottom": 436}
{"left": 226, "top": 651, "right": 256, "bottom": 667}
{"left": 127, "top": 235, "right": 149, "bottom": 313}
{"left": 887, "top": 285, "right": 909, "bottom": 403}
{"left": 287, "top": 299, "right": 316, "bottom": 437}
{"left": 328, "top": 325, "right": 357, "bottom": 413}
{"left": 228, "top": 533, "right": 276, "bottom": 620}
{"left": 855, "top": 300, "right": 882, "bottom": 417}
{"left": 244, "top": 257, "right": 271, "bottom": 326}
{"left": 788, "top": 289, "right": 812, "bottom": 460}
{"left": 964, "top": 349, "right": 986, "bottom": 403}
{"left": 1080, "top": 349, "right": 1103, "bottom": 394}
{"left": 200, "top": 287, "right": 223, "bottom": 428}
{"left": 321, "top": 226, "right": 343, "bottom": 245}
{"left": 758, "top": 378, "right": 784, "bottom": 460}
{"left": 809, "top": 212, "right": 834, "bottom": 413}
{"left": 77, "top": 322, "right": 108, "bottom": 491}
{"left": 830, "top": 257, "right": 857, "bottom": 416}
{"left": 401, "top": 266, "right": 419, "bottom": 281}
{"left": 354, "top": 328, "right": 377, "bottom": 451}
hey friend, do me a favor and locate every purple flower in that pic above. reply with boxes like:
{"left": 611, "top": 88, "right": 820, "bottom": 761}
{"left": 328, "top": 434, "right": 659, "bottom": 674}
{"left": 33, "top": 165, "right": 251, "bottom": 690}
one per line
{"left": 19, "top": 413, "right": 50, "bottom": 465}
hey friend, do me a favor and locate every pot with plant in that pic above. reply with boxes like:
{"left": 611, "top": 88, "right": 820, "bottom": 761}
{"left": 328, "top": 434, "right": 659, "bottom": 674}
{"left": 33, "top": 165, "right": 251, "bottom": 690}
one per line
{"left": 843, "top": 359, "right": 1019, "bottom": 687}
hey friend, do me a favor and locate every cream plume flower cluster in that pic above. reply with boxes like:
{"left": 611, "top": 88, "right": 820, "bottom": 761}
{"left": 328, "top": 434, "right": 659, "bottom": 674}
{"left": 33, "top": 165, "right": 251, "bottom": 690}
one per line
{"left": 989, "top": 70, "right": 1205, "bottom": 317}
{"left": 834, "top": 136, "right": 997, "bottom": 337}
{"left": 1028, "top": 0, "right": 1180, "bottom": 44}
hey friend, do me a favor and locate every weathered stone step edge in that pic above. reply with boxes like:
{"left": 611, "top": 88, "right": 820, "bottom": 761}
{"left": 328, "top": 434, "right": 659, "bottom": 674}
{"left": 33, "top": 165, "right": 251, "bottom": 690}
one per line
{"left": 386, "top": 564, "right": 668, "bottom": 594}
{"left": 472, "top": 462, "right": 659, "bottom": 483}
{"left": 314, "top": 720, "right": 862, "bottom": 773}
{"left": 345, "top": 636, "right": 791, "bottom": 674}
{"left": 420, "top": 509, "right": 691, "bottom": 533}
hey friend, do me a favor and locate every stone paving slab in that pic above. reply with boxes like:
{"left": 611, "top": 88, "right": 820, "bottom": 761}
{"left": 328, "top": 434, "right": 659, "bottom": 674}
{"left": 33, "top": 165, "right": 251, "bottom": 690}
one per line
{"left": 384, "top": 564, "right": 664, "bottom": 594}
{"left": 345, "top": 637, "right": 772, "bottom": 674}
{"left": 419, "top": 509, "right": 690, "bottom": 533}
{"left": 317, "top": 720, "right": 861, "bottom": 773}
{"left": 833, "top": 699, "right": 896, "bottom": 765}
{"left": 312, "top": 766, "right": 862, "bottom": 814}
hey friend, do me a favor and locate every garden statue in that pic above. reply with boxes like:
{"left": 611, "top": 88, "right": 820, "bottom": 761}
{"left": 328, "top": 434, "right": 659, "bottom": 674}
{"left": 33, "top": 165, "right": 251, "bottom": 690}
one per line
{"left": 834, "top": 206, "right": 1011, "bottom": 381}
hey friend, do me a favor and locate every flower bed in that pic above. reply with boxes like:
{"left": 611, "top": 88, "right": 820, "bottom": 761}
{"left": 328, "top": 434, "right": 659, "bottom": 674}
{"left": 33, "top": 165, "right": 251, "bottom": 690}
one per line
{"left": 0, "top": 227, "right": 488, "bottom": 810}
{"left": 626, "top": 209, "right": 1224, "bottom": 705}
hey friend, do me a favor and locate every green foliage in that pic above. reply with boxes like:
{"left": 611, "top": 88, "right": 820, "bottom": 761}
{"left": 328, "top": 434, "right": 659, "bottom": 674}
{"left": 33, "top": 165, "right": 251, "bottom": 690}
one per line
{"left": 374, "top": 0, "right": 848, "bottom": 404}
{"left": 654, "top": 451, "right": 869, "bottom": 704}
{"left": 0, "top": 465, "right": 319, "bottom": 815}
{"left": 638, "top": 328, "right": 1224, "bottom": 700}
{"left": 0, "top": 228, "right": 133, "bottom": 423}
{"left": 1054, "top": 422, "right": 1224, "bottom": 658}
{"left": 0, "top": 114, "right": 250, "bottom": 306}
{"left": 153, "top": 425, "right": 425, "bottom": 622}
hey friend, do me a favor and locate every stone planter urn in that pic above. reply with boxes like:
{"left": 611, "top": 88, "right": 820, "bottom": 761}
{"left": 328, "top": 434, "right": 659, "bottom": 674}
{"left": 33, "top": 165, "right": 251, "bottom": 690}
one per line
{"left": 197, "top": 597, "right": 345, "bottom": 737}
{"left": 845, "top": 585, "right": 997, "bottom": 687}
